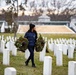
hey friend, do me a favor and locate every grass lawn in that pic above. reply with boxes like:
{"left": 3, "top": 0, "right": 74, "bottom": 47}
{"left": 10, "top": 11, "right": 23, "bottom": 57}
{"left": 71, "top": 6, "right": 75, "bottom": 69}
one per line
{"left": 0, "top": 33, "right": 76, "bottom": 75}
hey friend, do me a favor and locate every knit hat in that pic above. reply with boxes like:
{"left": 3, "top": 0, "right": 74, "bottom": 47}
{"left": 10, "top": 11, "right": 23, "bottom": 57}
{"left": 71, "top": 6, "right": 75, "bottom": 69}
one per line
{"left": 29, "top": 23, "right": 35, "bottom": 29}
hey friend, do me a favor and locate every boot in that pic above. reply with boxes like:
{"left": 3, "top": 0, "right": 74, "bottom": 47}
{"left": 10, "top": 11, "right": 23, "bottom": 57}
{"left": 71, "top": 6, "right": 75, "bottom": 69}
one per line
{"left": 32, "top": 64, "right": 36, "bottom": 68}
{"left": 25, "top": 61, "right": 28, "bottom": 66}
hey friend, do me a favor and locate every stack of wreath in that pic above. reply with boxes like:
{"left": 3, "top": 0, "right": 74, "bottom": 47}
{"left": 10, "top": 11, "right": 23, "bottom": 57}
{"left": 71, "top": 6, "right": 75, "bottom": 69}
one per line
{"left": 15, "top": 36, "right": 28, "bottom": 52}
{"left": 35, "top": 34, "right": 45, "bottom": 52}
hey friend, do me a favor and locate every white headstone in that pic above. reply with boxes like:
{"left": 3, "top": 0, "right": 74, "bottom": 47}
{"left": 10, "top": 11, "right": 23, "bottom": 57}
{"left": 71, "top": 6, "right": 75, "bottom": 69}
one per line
{"left": 69, "top": 38, "right": 72, "bottom": 44}
{"left": 59, "top": 38, "right": 62, "bottom": 44}
{"left": 62, "top": 38, "right": 66, "bottom": 44}
{"left": 43, "top": 56, "right": 52, "bottom": 75}
{"left": 3, "top": 49, "right": 10, "bottom": 65}
{"left": 62, "top": 44, "right": 68, "bottom": 55}
{"left": 1, "top": 35, "right": 4, "bottom": 40}
{"left": 0, "top": 40, "right": 1, "bottom": 52}
{"left": 56, "top": 39, "right": 60, "bottom": 44}
{"left": 68, "top": 45, "right": 74, "bottom": 58}
{"left": 9, "top": 40, "right": 12, "bottom": 51}
{"left": 68, "top": 61, "right": 76, "bottom": 75}
{"left": 4, "top": 67, "right": 16, "bottom": 75}
{"left": 1, "top": 22, "right": 5, "bottom": 33}
{"left": 45, "top": 37, "right": 47, "bottom": 42}
{"left": 25, "top": 49, "right": 30, "bottom": 59}
{"left": 0, "top": 40, "right": 5, "bottom": 53}
{"left": 6, "top": 36, "right": 9, "bottom": 41}
{"left": 40, "top": 51, "right": 45, "bottom": 61}
{"left": 12, "top": 45, "right": 17, "bottom": 56}
{"left": 48, "top": 41, "right": 54, "bottom": 51}
{"left": 66, "top": 40, "right": 69, "bottom": 44}
{"left": 39, "top": 43, "right": 46, "bottom": 61}
{"left": 8, "top": 36, "right": 11, "bottom": 41}
{"left": 11, "top": 41, "right": 17, "bottom": 55}
{"left": 53, "top": 44, "right": 58, "bottom": 56}
{"left": 6, "top": 41, "right": 10, "bottom": 51}
{"left": 11, "top": 37, "right": 15, "bottom": 42}
{"left": 50, "top": 38, "right": 53, "bottom": 43}
{"left": 56, "top": 49, "right": 63, "bottom": 66}
{"left": 58, "top": 44, "right": 63, "bottom": 50}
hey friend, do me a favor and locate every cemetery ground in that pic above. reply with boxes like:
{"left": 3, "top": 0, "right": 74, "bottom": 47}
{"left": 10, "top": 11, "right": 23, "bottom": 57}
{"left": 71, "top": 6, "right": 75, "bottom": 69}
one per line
{"left": 0, "top": 33, "right": 76, "bottom": 75}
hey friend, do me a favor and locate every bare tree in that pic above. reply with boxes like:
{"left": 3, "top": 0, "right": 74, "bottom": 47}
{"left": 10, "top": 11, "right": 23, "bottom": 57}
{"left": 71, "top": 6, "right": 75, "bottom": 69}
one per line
{"left": 49, "top": 0, "right": 76, "bottom": 14}
{"left": 1, "top": 0, "right": 27, "bottom": 38}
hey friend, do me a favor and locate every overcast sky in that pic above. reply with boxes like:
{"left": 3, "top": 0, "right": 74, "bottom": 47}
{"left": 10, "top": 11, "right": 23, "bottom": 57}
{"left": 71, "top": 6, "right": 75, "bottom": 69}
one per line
{"left": 0, "top": 0, "right": 75, "bottom": 6}
{"left": 0, "top": 0, "right": 76, "bottom": 10}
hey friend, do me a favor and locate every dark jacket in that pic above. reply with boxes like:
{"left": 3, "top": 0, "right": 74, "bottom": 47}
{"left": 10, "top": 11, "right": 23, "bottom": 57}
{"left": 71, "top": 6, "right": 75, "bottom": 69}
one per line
{"left": 24, "top": 30, "right": 37, "bottom": 46}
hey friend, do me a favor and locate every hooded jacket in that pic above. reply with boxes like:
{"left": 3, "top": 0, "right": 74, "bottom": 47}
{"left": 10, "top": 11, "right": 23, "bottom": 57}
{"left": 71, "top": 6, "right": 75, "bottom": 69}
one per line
{"left": 24, "top": 30, "right": 37, "bottom": 46}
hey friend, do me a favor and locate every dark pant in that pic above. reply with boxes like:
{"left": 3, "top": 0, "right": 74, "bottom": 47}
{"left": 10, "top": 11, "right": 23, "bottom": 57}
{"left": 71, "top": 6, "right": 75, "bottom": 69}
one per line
{"left": 26, "top": 46, "right": 35, "bottom": 65}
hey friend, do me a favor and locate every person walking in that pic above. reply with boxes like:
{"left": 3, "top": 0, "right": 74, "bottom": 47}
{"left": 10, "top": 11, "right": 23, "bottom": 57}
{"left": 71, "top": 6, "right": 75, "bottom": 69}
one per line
{"left": 24, "top": 23, "right": 37, "bottom": 67}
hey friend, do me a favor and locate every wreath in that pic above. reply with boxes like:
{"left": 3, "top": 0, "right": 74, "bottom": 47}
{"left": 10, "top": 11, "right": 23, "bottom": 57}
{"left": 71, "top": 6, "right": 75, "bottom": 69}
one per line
{"left": 35, "top": 34, "right": 45, "bottom": 52}
{"left": 15, "top": 36, "right": 28, "bottom": 52}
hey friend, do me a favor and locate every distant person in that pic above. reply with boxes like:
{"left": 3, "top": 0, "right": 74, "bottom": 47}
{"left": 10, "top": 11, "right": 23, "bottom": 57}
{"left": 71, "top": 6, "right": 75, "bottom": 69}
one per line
{"left": 24, "top": 23, "right": 37, "bottom": 67}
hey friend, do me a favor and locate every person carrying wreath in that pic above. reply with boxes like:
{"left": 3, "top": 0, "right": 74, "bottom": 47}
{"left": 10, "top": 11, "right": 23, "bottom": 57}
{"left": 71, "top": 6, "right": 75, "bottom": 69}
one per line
{"left": 24, "top": 23, "right": 37, "bottom": 67}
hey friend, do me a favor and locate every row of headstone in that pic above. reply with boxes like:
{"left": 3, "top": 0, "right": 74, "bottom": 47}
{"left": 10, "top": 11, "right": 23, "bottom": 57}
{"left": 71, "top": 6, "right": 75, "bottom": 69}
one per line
{"left": 4, "top": 60, "right": 76, "bottom": 75}
{"left": 51, "top": 43, "right": 63, "bottom": 66}
{"left": 2, "top": 56, "right": 50, "bottom": 75}
{"left": 0, "top": 39, "right": 17, "bottom": 54}
{"left": 49, "top": 38, "right": 76, "bottom": 45}
{"left": 6, "top": 40, "right": 17, "bottom": 55}
{"left": 48, "top": 38, "right": 76, "bottom": 66}
{"left": 0, "top": 35, "right": 17, "bottom": 75}
{"left": 0, "top": 35, "right": 17, "bottom": 42}
{"left": 2, "top": 36, "right": 76, "bottom": 75}
{"left": 43, "top": 56, "right": 76, "bottom": 75}
{"left": 0, "top": 35, "right": 17, "bottom": 66}
{"left": 48, "top": 38, "right": 76, "bottom": 58}
{"left": 0, "top": 35, "right": 17, "bottom": 52}
{"left": 3, "top": 45, "right": 17, "bottom": 65}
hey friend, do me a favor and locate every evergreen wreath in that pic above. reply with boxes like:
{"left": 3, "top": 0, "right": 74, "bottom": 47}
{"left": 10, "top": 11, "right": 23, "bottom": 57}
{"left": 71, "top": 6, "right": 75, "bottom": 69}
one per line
{"left": 35, "top": 34, "right": 45, "bottom": 52}
{"left": 15, "top": 36, "right": 28, "bottom": 52}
